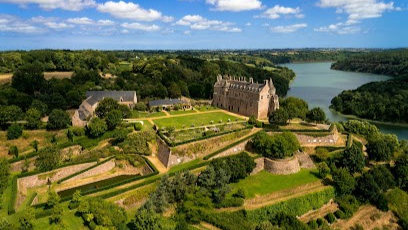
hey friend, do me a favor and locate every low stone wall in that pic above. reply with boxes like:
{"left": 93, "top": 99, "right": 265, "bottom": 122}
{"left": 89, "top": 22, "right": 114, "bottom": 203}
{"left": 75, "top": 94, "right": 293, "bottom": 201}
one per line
{"left": 157, "top": 137, "right": 171, "bottom": 168}
{"left": 65, "top": 160, "right": 115, "bottom": 183}
{"left": 295, "top": 126, "right": 340, "bottom": 146}
{"left": 251, "top": 158, "right": 265, "bottom": 175}
{"left": 296, "top": 152, "right": 316, "bottom": 169}
{"left": 211, "top": 140, "right": 250, "bottom": 160}
{"left": 264, "top": 157, "right": 301, "bottom": 175}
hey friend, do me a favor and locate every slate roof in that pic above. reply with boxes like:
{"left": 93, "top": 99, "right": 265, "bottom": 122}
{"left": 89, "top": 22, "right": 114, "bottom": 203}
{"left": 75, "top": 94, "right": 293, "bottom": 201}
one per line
{"left": 85, "top": 91, "right": 136, "bottom": 106}
{"left": 149, "top": 99, "right": 185, "bottom": 107}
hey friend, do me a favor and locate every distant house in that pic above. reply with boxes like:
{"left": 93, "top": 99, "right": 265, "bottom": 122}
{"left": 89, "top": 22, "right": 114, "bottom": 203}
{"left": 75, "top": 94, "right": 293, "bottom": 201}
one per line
{"left": 72, "top": 91, "right": 137, "bottom": 127}
{"left": 148, "top": 98, "right": 190, "bottom": 110}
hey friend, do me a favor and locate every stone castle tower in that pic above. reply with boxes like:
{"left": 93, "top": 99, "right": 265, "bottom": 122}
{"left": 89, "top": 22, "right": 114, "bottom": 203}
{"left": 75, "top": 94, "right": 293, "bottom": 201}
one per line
{"left": 212, "top": 75, "right": 279, "bottom": 119}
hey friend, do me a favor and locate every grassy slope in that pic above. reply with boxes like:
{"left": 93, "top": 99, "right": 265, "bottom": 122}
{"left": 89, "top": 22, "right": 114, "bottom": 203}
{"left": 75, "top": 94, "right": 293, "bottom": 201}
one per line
{"left": 153, "top": 112, "right": 241, "bottom": 129}
{"left": 230, "top": 169, "right": 320, "bottom": 198}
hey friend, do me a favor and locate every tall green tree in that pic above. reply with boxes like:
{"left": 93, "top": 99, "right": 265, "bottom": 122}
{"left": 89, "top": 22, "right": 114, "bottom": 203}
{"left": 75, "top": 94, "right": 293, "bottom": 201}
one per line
{"left": 339, "top": 144, "right": 366, "bottom": 173}
{"left": 86, "top": 117, "right": 107, "bottom": 138}
{"left": 47, "top": 109, "right": 71, "bottom": 130}
{"left": 306, "top": 107, "right": 326, "bottom": 124}
{"left": 105, "top": 109, "right": 122, "bottom": 130}
{"left": 12, "top": 62, "right": 45, "bottom": 94}
{"left": 25, "top": 108, "right": 42, "bottom": 129}
{"left": 333, "top": 168, "right": 356, "bottom": 195}
{"left": 95, "top": 98, "right": 120, "bottom": 118}
{"left": 269, "top": 108, "right": 289, "bottom": 126}
{"left": 280, "top": 97, "right": 309, "bottom": 120}
{"left": 35, "top": 147, "right": 60, "bottom": 172}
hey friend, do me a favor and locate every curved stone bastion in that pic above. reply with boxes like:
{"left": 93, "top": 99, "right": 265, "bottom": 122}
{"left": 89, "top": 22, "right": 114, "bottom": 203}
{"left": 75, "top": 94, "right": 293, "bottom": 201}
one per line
{"left": 264, "top": 156, "right": 301, "bottom": 175}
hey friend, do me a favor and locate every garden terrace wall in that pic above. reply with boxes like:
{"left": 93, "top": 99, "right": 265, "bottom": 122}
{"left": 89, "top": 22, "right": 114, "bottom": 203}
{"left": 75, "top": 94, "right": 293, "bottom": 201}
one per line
{"left": 264, "top": 157, "right": 301, "bottom": 175}
{"left": 63, "top": 158, "right": 116, "bottom": 183}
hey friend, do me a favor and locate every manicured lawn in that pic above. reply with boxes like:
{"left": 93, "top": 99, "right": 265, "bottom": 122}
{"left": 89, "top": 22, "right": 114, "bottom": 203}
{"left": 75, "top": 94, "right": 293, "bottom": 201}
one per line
{"left": 169, "top": 109, "right": 197, "bottom": 115}
{"left": 131, "top": 111, "right": 166, "bottom": 118}
{"left": 153, "top": 112, "right": 242, "bottom": 129}
{"left": 231, "top": 169, "right": 320, "bottom": 198}
{"left": 33, "top": 208, "right": 87, "bottom": 230}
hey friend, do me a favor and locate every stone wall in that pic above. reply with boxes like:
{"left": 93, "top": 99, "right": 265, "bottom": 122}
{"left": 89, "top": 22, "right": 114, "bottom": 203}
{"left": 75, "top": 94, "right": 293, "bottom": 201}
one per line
{"left": 65, "top": 160, "right": 115, "bottom": 183}
{"left": 210, "top": 140, "right": 250, "bottom": 160}
{"left": 251, "top": 157, "right": 265, "bottom": 175}
{"left": 296, "top": 152, "right": 316, "bottom": 169}
{"left": 157, "top": 137, "right": 171, "bottom": 168}
{"left": 295, "top": 126, "right": 340, "bottom": 146}
{"left": 264, "top": 157, "right": 301, "bottom": 175}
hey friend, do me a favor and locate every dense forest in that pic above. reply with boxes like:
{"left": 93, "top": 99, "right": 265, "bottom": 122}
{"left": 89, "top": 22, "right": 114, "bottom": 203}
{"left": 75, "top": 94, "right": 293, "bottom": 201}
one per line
{"left": 0, "top": 50, "right": 295, "bottom": 121}
{"left": 330, "top": 49, "right": 408, "bottom": 123}
{"left": 331, "top": 49, "right": 408, "bottom": 77}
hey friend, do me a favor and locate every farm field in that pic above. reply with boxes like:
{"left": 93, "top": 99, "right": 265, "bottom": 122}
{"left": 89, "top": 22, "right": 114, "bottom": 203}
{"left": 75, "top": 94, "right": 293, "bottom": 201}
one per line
{"left": 153, "top": 112, "right": 242, "bottom": 129}
{"left": 230, "top": 169, "right": 320, "bottom": 198}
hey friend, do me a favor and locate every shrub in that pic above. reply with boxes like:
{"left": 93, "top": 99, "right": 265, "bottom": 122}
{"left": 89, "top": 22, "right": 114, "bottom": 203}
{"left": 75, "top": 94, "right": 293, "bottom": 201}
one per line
{"left": 47, "top": 109, "right": 71, "bottom": 130}
{"left": 134, "top": 102, "right": 147, "bottom": 111}
{"left": 334, "top": 209, "right": 346, "bottom": 219}
{"left": 233, "top": 188, "right": 246, "bottom": 199}
{"left": 308, "top": 220, "right": 318, "bottom": 229}
{"left": 325, "top": 213, "right": 336, "bottom": 224}
{"left": 215, "top": 197, "right": 244, "bottom": 208}
{"left": 316, "top": 218, "right": 324, "bottom": 226}
{"left": 8, "top": 146, "right": 19, "bottom": 158}
{"left": 71, "top": 127, "right": 85, "bottom": 136}
{"left": 317, "top": 162, "right": 330, "bottom": 178}
{"left": 86, "top": 117, "right": 107, "bottom": 138}
{"left": 255, "top": 121, "right": 263, "bottom": 128}
{"left": 335, "top": 195, "right": 360, "bottom": 218}
{"left": 248, "top": 115, "right": 256, "bottom": 125}
{"left": 7, "top": 123, "right": 23, "bottom": 140}
{"left": 134, "top": 122, "right": 143, "bottom": 131}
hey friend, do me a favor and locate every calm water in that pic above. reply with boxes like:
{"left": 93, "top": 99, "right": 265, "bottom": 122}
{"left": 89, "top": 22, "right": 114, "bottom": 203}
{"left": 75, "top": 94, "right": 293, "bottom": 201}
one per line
{"left": 283, "top": 62, "right": 408, "bottom": 140}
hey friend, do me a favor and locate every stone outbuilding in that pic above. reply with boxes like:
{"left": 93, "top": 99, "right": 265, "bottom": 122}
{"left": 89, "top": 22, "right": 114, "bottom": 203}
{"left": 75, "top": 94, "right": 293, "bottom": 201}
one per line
{"left": 72, "top": 91, "right": 137, "bottom": 127}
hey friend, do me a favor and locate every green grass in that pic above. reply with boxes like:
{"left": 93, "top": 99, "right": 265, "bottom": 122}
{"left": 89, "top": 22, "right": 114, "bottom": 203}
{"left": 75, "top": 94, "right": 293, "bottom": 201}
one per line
{"left": 139, "top": 120, "right": 153, "bottom": 130}
{"left": 168, "top": 159, "right": 202, "bottom": 173}
{"left": 33, "top": 209, "right": 87, "bottom": 230}
{"left": 169, "top": 109, "right": 197, "bottom": 115}
{"left": 230, "top": 169, "right": 320, "bottom": 198}
{"left": 153, "top": 112, "right": 242, "bottom": 129}
{"left": 130, "top": 111, "right": 166, "bottom": 118}
{"left": 263, "top": 66, "right": 277, "bottom": 71}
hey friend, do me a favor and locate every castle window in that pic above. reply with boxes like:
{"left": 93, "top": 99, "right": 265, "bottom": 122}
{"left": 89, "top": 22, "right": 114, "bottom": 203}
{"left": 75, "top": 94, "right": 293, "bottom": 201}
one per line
{"left": 261, "top": 96, "right": 263, "bottom": 100}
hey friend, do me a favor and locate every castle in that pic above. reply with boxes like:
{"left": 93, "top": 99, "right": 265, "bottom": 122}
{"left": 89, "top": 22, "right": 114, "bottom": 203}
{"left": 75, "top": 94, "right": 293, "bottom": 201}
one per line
{"left": 212, "top": 75, "right": 279, "bottom": 119}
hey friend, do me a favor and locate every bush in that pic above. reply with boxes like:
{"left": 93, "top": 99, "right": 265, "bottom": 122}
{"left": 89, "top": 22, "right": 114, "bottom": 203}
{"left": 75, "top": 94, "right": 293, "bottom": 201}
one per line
{"left": 71, "top": 127, "right": 85, "bottom": 136}
{"left": 233, "top": 188, "right": 246, "bottom": 199}
{"left": 215, "top": 197, "right": 244, "bottom": 208}
{"left": 8, "top": 146, "right": 19, "bottom": 158}
{"left": 7, "top": 123, "right": 23, "bottom": 140}
{"left": 134, "top": 102, "right": 147, "bottom": 111}
{"left": 325, "top": 213, "right": 336, "bottom": 224}
{"left": 308, "top": 220, "right": 318, "bottom": 229}
{"left": 255, "top": 121, "right": 263, "bottom": 128}
{"left": 335, "top": 195, "right": 360, "bottom": 218}
{"left": 134, "top": 122, "right": 143, "bottom": 131}
{"left": 86, "top": 117, "right": 107, "bottom": 138}
{"left": 317, "top": 162, "right": 330, "bottom": 178}
{"left": 47, "top": 109, "right": 71, "bottom": 130}
{"left": 334, "top": 209, "right": 346, "bottom": 219}
{"left": 316, "top": 218, "right": 324, "bottom": 226}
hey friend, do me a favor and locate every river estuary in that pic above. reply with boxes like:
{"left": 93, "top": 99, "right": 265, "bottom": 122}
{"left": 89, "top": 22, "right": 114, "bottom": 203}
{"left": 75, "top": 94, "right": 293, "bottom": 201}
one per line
{"left": 283, "top": 62, "right": 408, "bottom": 140}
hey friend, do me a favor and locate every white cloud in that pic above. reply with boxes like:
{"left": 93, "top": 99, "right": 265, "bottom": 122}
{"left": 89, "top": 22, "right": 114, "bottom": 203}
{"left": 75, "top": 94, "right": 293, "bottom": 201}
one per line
{"left": 175, "top": 14, "right": 241, "bottom": 32}
{"left": 258, "top": 5, "right": 303, "bottom": 19}
{"left": 318, "top": 0, "right": 397, "bottom": 21}
{"left": 0, "top": 14, "right": 43, "bottom": 33}
{"left": 121, "top": 22, "right": 160, "bottom": 32}
{"left": 30, "top": 16, "right": 57, "bottom": 23}
{"left": 44, "top": 22, "right": 74, "bottom": 29}
{"left": 0, "top": 0, "right": 96, "bottom": 11}
{"left": 206, "top": 0, "right": 263, "bottom": 12}
{"left": 97, "top": 1, "right": 172, "bottom": 22}
{"left": 270, "top": 23, "right": 307, "bottom": 33}
{"left": 66, "top": 17, "right": 115, "bottom": 26}
{"left": 314, "top": 21, "right": 361, "bottom": 34}
{"left": 246, "top": 22, "right": 252, "bottom": 26}
{"left": 67, "top": 17, "right": 93, "bottom": 25}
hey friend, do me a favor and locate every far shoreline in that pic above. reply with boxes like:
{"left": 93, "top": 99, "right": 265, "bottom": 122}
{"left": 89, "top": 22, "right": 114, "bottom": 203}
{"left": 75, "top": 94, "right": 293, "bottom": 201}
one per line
{"left": 330, "top": 108, "right": 408, "bottom": 128}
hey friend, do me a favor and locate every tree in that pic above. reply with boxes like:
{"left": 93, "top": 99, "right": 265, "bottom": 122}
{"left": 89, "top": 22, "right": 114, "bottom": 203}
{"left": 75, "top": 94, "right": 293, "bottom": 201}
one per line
{"left": 7, "top": 123, "right": 23, "bottom": 140}
{"left": 333, "top": 168, "right": 356, "bottom": 195}
{"left": 49, "top": 204, "right": 64, "bottom": 224}
{"left": 18, "top": 208, "right": 35, "bottom": 230}
{"left": 248, "top": 115, "right": 257, "bottom": 125}
{"left": 250, "top": 131, "right": 300, "bottom": 159}
{"left": 306, "top": 107, "right": 326, "bottom": 124}
{"left": 47, "top": 191, "right": 61, "bottom": 208}
{"left": 0, "top": 217, "right": 13, "bottom": 230}
{"left": 12, "top": 62, "right": 45, "bottom": 94}
{"left": 394, "top": 154, "right": 408, "bottom": 191}
{"left": 367, "top": 134, "right": 398, "bottom": 161}
{"left": 86, "top": 118, "right": 107, "bottom": 138}
{"left": 269, "top": 108, "right": 289, "bottom": 126}
{"left": 0, "top": 105, "right": 22, "bottom": 127}
{"left": 35, "top": 147, "right": 60, "bottom": 172}
{"left": 317, "top": 162, "right": 330, "bottom": 178}
{"left": 8, "top": 146, "right": 18, "bottom": 158}
{"left": 112, "top": 128, "right": 128, "bottom": 145}
{"left": 280, "top": 97, "right": 309, "bottom": 120}
{"left": 30, "top": 99, "right": 48, "bottom": 117}
{"left": 370, "top": 165, "right": 395, "bottom": 192}
{"left": 25, "top": 108, "right": 42, "bottom": 129}
{"left": 95, "top": 98, "right": 120, "bottom": 118}
{"left": 105, "top": 109, "right": 122, "bottom": 130}
{"left": 339, "top": 144, "right": 366, "bottom": 173}
{"left": 118, "top": 104, "right": 132, "bottom": 118}
{"left": 168, "top": 82, "right": 182, "bottom": 98}
{"left": 134, "top": 102, "right": 147, "bottom": 111}
{"left": 128, "top": 206, "right": 164, "bottom": 230}
{"left": 354, "top": 173, "right": 380, "bottom": 203}
{"left": 30, "top": 140, "right": 39, "bottom": 152}
{"left": 47, "top": 109, "right": 71, "bottom": 130}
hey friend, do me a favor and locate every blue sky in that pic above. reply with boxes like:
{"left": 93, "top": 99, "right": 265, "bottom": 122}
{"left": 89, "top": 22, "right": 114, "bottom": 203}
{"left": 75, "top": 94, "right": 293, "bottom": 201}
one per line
{"left": 0, "top": 0, "right": 407, "bottom": 50}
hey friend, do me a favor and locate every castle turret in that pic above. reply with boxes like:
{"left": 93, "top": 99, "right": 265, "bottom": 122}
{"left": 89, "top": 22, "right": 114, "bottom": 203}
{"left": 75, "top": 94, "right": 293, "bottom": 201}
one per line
{"left": 269, "top": 78, "right": 276, "bottom": 95}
